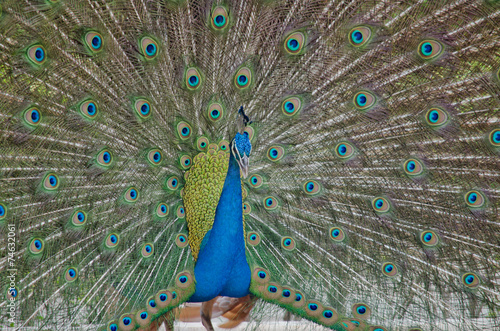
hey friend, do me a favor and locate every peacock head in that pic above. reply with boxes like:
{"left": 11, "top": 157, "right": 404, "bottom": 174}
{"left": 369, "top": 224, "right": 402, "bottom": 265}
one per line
{"left": 231, "top": 106, "right": 252, "bottom": 178}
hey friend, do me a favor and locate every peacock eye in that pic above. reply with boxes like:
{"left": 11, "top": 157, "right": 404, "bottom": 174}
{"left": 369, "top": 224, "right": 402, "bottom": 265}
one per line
{"left": 464, "top": 190, "right": 485, "bottom": 208}
{"left": 43, "top": 173, "right": 59, "bottom": 190}
{"left": 284, "top": 32, "right": 305, "bottom": 54}
{"left": 29, "top": 238, "right": 44, "bottom": 254}
{"left": 335, "top": 142, "right": 355, "bottom": 159}
{"left": 248, "top": 174, "right": 263, "bottom": 188}
{"left": 177, "top": 121, "right": 192, "bottom": 139}
{"left": 180, "top": 155, "right": 192, "bottom": 169}
{"left": 207, "top": 102, "right": 224, "bottom": 122}
{"left": 352, "top": 303, "right": 371, "bottom": 319}
{"left": 263, "top": 196, "right": 279, "bottom": 210}
{"left": 247, "top": 232, "right": 260, "bottom": 246}
{"left": 329, "top": 227, "right": 345, "bottom": 242}
{"left": 72, "top": 210, "right": 87, "bottom": 226}
{"left": 211, "top": 6, "right": 229, "bottom": 30}
{"left": 197, "top": 137, "right": 209, "bottom": 150}
{"left": 147, "top": 149, "right": 162, "bottom": 165}
{"left": 24, "top": 107, "right": 42, "bottom": 126}
{"left": 124, "top": 187, "right": 139, "bottom": 202}
{"left": 403, "top": 158, "right": 424, "bottom": 176}
{"left": 218, "top": 140, "right": 230, "bottom": 151}
{"left": 85, "top": 32, "right": 103, "bottom": 52}
{"left": 134, "top": 99, "right": 151, "bottom": 119}
{"left": 282, "top": 96, "right": 302, "bottom": 116}
{"left": 27, "top": 45, "right": 46, "bottom": 65}
{"left": 105, "top": 233, "right": 119, "bottom": 248}
{"left": 303, "top": 180, "right": 321, "bottom": 195}
{"left": 353, "top": 91, "right": 376, "bottom": 110}
{"left": 176, "top": 271, "right": 193, "bottom": 288}
{"left": 65, "top": 267, "right": 78, "bottom": 282}
{"left": 281, "top": 236, "right": 296, "bottom": 250}
{"left": 348, "top": 26, "right": 372, "bottom": 47}
{"left": 489, "top": 129, "right": 500, "bottom": 147}
{"left": 0, "top": 203, "right": 7, "bottom": 220}
{"left": 156, "top": 203, "right": 168, "bottom": 217}
{"left": 166, "top": 176, "right": 180, "bottom": 190}
{"left": 176, "top": 234, "right": 188, "bottom": 247}
{"left": 141, "top": 37, "right": 158, "bottom": 59}
{"left": 420, "top": 230, "right": 439, "bottom": 247}
{"left": 253, "top": 267, "right": 270, "bottom": 283}
{"left": 186, "top": 67, "right": 202, "bottom": 90}
{"left": 176, "top": 205, "right": 185, "bottom": 218}
{"left": 425, "top": 107, "right": 448, "bottom": 127}
{"left": 96, "top": 149, "right": 113, "bottom": 167}
{"left": 141, "top": 243, "right": 154, "bottom": 258}
{"left": 381, "top": 262, "right": 398, "bottom": 277}
{"left": 234, "top": 67, "right": 252, "bottom": 89}
{"left": 418, "top": 40, "right": 443, "bottom": 60}
{"left": 108, "top": 323, "right": 118, "bottom": 331}
{"left": 267, "top": 146, "right": 284, "bottom": 161}
{"left": 80, "top": 100, "right": 98, "bottom": 119}
{"left": 372, "top": 197, "right": 390, "bottom": 213}
{"left": 462, "top": 272, "right": 480, "bottom": 288}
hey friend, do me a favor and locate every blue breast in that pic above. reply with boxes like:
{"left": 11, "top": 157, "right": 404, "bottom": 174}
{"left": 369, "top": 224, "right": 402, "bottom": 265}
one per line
{"left": 188, "top": 153, "right": 251, "bottom": 302}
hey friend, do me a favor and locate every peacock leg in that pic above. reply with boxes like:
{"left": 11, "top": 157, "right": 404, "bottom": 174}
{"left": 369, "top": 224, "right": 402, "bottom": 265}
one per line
{"left": 201, "top": 297, "right": 217, "bottom": 331}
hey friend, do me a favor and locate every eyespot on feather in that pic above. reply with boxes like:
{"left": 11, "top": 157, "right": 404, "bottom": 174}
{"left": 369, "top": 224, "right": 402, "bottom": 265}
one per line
{"left": 140, "top": 37, "right": 158, "bottom": 59}
{"left": 186, "top": 67, "right": 202, "bottom": 90}
{"left": 462, "top": 272, "right": 480, "bottom": 288}
{"left": 134, "top": 99, "right": 151, "bottom": 119}
{"left": 27, "top": 45, "right": 46, "bottom": 65}
{"left": 320, "top": 307, "right": 339, "bottom": 325}
{"left": 175, "top": 234, "right": 188, "bottom": 248}
{"left": 281, "top": 236, "right": 296, "bottom": 250}
{"left": 418, "top": 40, "right": 443, "bottom": 60}
{"left": 348, "top": 26, "right": 372, "bottom": 47}
{"left": 71, "top": 210, "right": 87, "bottom": 226}
{"left": 43, "top": 173, "right": 59, "bottom": 191}
{"left": 29, "top": 238, "right": 44, "bottom": 254}
{"left": 155, "top": 289, "right": 173, "bottom": 308}
{"left": 177, "top": 121, "right": 192, "bottom": 140}
{"left": 335, "top": 142, "right": 355, "bottom": 159}
{"left": 293, "top": 290, "right": 305, "bottom": 308}
{"left": 282, "top": 96, "right": 302, "bottom": 116}
{"left": 156, "top": 203, "right": 168, "bottom": 217}
{"left": 0, "top": 203, "right": 7, "bottom": 221}
{"left": 303, "top": 180, "right": 321, "bottom": 195}
{"left": 403, "top": 158, "right": 424, "bottom": 176}
{"left": 267, "top": 146, "right": 284, "bottom": 161}
{"left": 105, "top": 233, "right": 119, "bottom": 248}
{"left": 381, "top": 262, "right": 398, "bottom": 277}
{"left": 24, "top": 107, "right": 42, "bottom": 126}
{"left": 64, "top": 267, "right": 78, "bottom": 282}
{"left": 85, "top": 31, "right": 103, "bottom": 52}
{"left": 176, "top": 271, "right": 193, "bottom": 288}
{"left": 197, "top": 137, "right": 209, "bottom": 151}
{"left": 425, "top": 107, "right": 448, "bottom": 127}
{"left": 180, "top": 155, "right": 192, "bottom": 169}
{"left": 243, "top": 202, "right": 251, "bottom": 214}
{"left": 252, "top": 267, "right": 270, "bottom": 284}
{"left": 141, "top": 243, "right": 154, "bottom": 258}
{"left": 305, "top": 300, "right": 323, "bottom": 317}
{"left": 166, "top": 176, "right": 180, "bottom": 190}
{"left": 147, "top": 149, "right": 162, "bottom": 165}
{"left": 464, "top": 190, "right": 485, "bottom": 208}
{"left": 234, "top": 67, "right": 252, "bottom": 89}
{"left": 329, "top": 227, "right": 346, "bottom": 242}
{"left": 211, "top": 6, "right": 229, "bottom": 30}
{"left": 96, "top": 149, "right": 113, "bottom": 167}
{"left": 420, "top": 230, "right": 439, "bottom": 247}
{"left": 263, "top": 196, "right": 279, "bottom": 210}
{"left": 136, "top": 309, "right": 151, "bottom": 327}
{"left": 79, "top": 100, "right": 98, "bottom": 119}
{"left": 284, "top": 32, "right": 305, "bottom": 54}
{"left": 352, "top": 303, "right": 371, "bottom": 320}
{"left": 124, "top": 187, "right": 139, "bottom": 202}
{"left": 247, "top": 232, "right": 260, "bottom": 246}
{"left": 176, "top": 205, "right": 185, "bottom": 218}
{"left": 489, "top": 128, "right": 500, "bottom": 147}
{"left": 372, "top": 197, "right": 390, "bottom": 213}
{"left": 248, "top": 174, "right": 264, "bottom": 188}
{"left": 118, "top": 314, "right": 135, "bottom": 331}
{"left": 353, "top": 91, "right": 376, "bottom": 110}
{"left": 207, "top": 102, "right": 224, "bottom": 122}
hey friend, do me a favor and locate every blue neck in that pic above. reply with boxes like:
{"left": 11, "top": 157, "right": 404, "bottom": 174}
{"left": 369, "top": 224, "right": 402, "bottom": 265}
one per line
{"left": 189, "top": 153, "right": 251, "bottom": 302}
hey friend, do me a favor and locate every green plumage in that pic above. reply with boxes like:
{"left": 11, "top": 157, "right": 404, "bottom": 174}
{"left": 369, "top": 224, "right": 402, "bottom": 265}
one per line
{"left": 0, "top": 0, "right": 499, "bottom": 330}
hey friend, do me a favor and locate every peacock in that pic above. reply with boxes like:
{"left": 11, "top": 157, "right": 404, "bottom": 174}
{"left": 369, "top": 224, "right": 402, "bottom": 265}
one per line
{"left": 1, "top": 0, "right": 499, "bottom": 330}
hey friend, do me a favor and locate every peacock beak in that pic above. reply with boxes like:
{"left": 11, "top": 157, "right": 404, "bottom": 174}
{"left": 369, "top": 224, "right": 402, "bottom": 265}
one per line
{"left": 238, "top": 154, "right": 249, "bottom": 179}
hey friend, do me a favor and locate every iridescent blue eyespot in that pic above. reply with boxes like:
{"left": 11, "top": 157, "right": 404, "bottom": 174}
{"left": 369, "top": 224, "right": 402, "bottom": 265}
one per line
{"left": 259, "top": 271, "right": 266, "bottom": 279}
{"left": 149, "top": 299, "right": 156, "bottom": 307}
{"left": 214, "top": 15, "right": 226, "bottom": 27}
{"left": 308, "top": 303, "right": 318, "bottom": 311}
{"left": 489, "top": 129, "right": 500, "bottom": 146}
{"left": 159, "top": 294, "right": 167, "bottom": 301}
{"left": 284, "top": 101, "right": 295, "bottom": 113}
{"left": 179, "top": 276, "right": 187, "bottom": 283}
{"left": 348, "top": 26, "right": 372, "bottom": 47}
{"left": 251, "top": 234, "right": 256, "bottom": 240}
{"left": 356, "top": 94, "right": 367, "bottom": 106}
{"left": 268, "top": 286, "right": 277, "bottom": 293}
{"left": 323, "top": 310, "right": 333, "bottom": 318}
{"left": 295, "top": 293, "right": 302, "bottom": 301}
{"left": 123, "top": 317, "right": 131, "bottom": 326}
{"left": 35, "top": 48, "right": 44, "bottom": 61}
{"left": 109, "top": 324, "right": 118, "bottom": 331}
{"left": 421, "top": 42, "right": 432, "bottom": 56}
{"left": 357, "top": 306, "right": 366, "bottom": 314}
{"left": 92, "top": 36, "right": 102, "bottom": 49}
{"left": 146, "top": 43, "right": 156, "bottom": 56}
{"left": 418, "top": 40, "right": 443, "bottom": 60}
{"left": 211, "top": 7, "right": 229, "bottom": 30}
{"left": 189, "top": 75, "right": 199, "bottom": 86}
{"left": 140, "top": 312, "right": 148, "bottom": 319}
{"left": 0, "top": 204, "right": 5, "bottom": 218}
{"left": 287, "top": 38, "right": 299, "bottom": 51}
{"left": 31, "top": 110, "right": 40, "bottom": 122}
{"left": 282, "top": 290, "right": 290, "bottom": 297}
{"left": 462, "top": 272, "right": 480, "bottom": 288}
{"left": 351, "top": 30, "right": 363, "bottom": 44}
{"left": 420, "top": 230, "right": 439, "bottom": 247}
